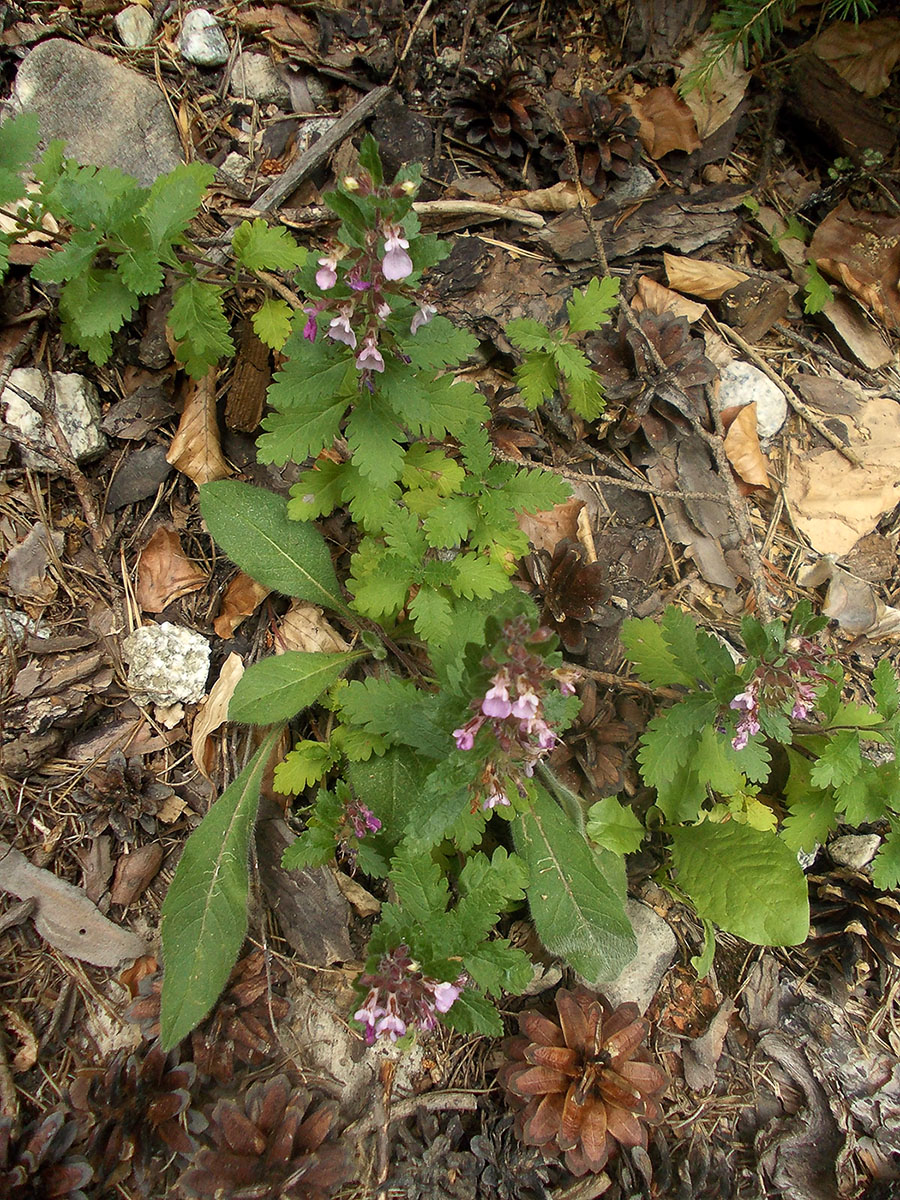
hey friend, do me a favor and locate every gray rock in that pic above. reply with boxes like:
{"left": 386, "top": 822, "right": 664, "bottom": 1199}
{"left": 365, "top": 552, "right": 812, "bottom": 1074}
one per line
{"left": 607, "top": 164, "right": 656, "bottom": 205}
{"left": 596, "top": 899, "right": 677, "bottom": 1014}
{"left": 2, "top": 368, "right": 107, "bottom": 470}
{"left": 716, "top": 360, "right": 788, "bottom": 439}
{"left": 122, "top": 622, "right": 210, "bottom": 706}
{"left": 217, "top": 151, "right": 250, "bottom": 187}
{"left": 115, "top": 5, "right": 154, "bottom": 48}
{"left": 828, "top": 833, "right": 881, "bottom": 871}
{"left": 180, "top": 9, "right": 229, "bottom": 68}
{"left": 10, "top": 39, "right": 182, "bottom": 186}
{"left": 230, "top": 52, "right": 289, "bottom": 105}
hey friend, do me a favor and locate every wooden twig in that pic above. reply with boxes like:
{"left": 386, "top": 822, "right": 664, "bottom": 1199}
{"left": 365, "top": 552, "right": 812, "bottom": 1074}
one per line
{"left": 773, "top": 320, "right": 879, "bottom": 384}
{"left": 712, "top": 317, "right": 863, "bottom": 467}
{"left": 413, "top": 199, "right": 545, "bottom": 229}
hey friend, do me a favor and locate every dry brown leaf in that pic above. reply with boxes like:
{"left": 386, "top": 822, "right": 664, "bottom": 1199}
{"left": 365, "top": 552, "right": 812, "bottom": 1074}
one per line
{"left": 213, "top": 571, "right": 272, "bottom": 638}
{"left": 813, "top": 18, "right": 900, "bottom": 97}
{"left": 516, "top": 498, "right": 585, "bottom": 554}
{"left": 191, "top": 652, "right": 245, "bottom": 779}
{"left": 276, "top": 600, "right": 349, "bottom": 654}
{"left": 0, "top": 839, "right": 146, "bottom": 966}
{"left": 634, "top": 275, "right": 707, "bottom": 323}
{"left": 629, "top": 86, "right": 701, "bottom": 158}
{"left": 785, "top": 397, "right": 900, "bottom": 556}
{"left": 136, "top": 525, "right": 207, "bottom": 613}
{"left": 810, "top": 200, "right": 900, "bottom": 333}
{"left": 664, "top": 252, "right": 748, "bottom": 299}
{"left": 798, "top": 558, "right": 900, "bottom": 638}
{"left": 723, "top": 403, "right": 771, "bottom": 488}
{"left": 333, "top": 871, "right": 381, "bottom": 917}
{"left": 678, "top": 33, "right": 751, "bottom": 137}
{"left": 166, "top": 367, "right": 230, "bottom": 485}
{"left": 515, "top": 181, "right": 581, "bottom": 213}
{"left": 233, "top": 4, "right": 318, "bottom": 49}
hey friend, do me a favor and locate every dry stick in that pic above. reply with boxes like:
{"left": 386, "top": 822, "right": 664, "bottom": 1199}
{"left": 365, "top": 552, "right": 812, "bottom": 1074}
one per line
{"left": 1, "top": 376, "right": 119, "bottom": 592}
{"left": 772, "top": 320, "right": 878, "bottom": 384}
{"left": 352, "top": 1089, "right": 482, "bottom": 1138}
{"left": 712, "top": 316, "right": 863, "bottom": 467}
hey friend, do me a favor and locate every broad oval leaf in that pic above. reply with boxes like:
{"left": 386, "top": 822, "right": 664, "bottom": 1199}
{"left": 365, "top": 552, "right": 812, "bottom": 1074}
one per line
{"left": 513, "top": 787, "right": 636, "bottom": 984}
{"left": 670, "top": 821, "right": 809, "bottom": 946}
{"left": 159, "top": 727, "right": 281, "bottom": 1049}
{"left": 229, "top": 651, "right": 361, "bottom": 725}
{"left": 200, "top": 480, "right": 346, "bottom": 612}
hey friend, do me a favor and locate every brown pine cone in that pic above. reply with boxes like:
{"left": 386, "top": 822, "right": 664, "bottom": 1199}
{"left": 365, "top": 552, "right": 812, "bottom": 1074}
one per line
{"left": 448, "top": 68, "right": 540, "bottom": 164}
{"left": 0, "top": 1112, "right": 93, "bottom": 1200}
{"left": 541, "top": 91, "right": 641, "bottom": 198}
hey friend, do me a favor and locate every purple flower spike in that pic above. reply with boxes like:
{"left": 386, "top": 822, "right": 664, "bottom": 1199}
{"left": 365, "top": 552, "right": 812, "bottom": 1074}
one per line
{"left": 356, "top": 333, "right": 385, "bottom": 373}
{"left": 327, "top": 309, "right": 357, "bottom": 349}
{"left": 482, "top": 682, "right": 512, "bottom": 719}
{"left": 316, "top": 255, "right": 338, "bottom": 290}
{"left": 482, "top": 782, "right": 511, "bottom": 811}
{"left": 382, "top": 225, "right": 413, "bottom": 281}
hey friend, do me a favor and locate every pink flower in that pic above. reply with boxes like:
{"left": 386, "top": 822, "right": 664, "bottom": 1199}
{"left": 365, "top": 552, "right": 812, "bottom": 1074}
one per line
{"left": 316, "top": 255, "right": 338, "bottom": 290}
{"left": 482, "top": 781, "right": 511, "bottom": 811}
{"left": 374, "top": 994, "right": 407, "bottom": 1042}
{"left": 431, "top": 981, "right": 462, "bottom": 1012}
{"left": 377, "top": 300, "right": 392, "bottom": 320}
{"left": 347, "top": 267, "right": 371, "bottom": 291}
{"left": 382, "top": 225, "right": 413, "bottom": 281}
{"left": 356, "top": 333, "right": 385, "bottom": 372}
{"left": 302, "top": 311, "right": 318, "bottom": 342}
{"left": 482, "top": 681, "right": 512, "bottom": 719}
{"left": 510, "top": 688, "right": 540, "bottom": 720}
{"left": 327, "top": 308, "right": 357, "bottom": 348}
{"left": 410, "top": 303, "right": 437, "bottom": 334}
{"left": 454, "top": 727, "right": 475, "bottom": 750}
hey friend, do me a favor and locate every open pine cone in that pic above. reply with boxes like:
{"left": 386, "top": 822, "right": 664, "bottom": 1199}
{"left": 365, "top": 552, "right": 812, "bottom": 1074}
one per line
{"left": 498, "top": 987, "right": 667, "bottom": 1176}
{"left": 178, "top": 1075, "right": 349, "bottom": 1200}
{"left": 0, "top": 1112, "right": 93, "bottom": 1200}
{"left": 385, "top": 1108, "right": 478, "bottom": 1199}
{"left": 541, "top": 91, "right": 641, "bottom": 198}
{"left": 72, "top": 749, "right": 173, "bottom": 842}
{"left": 808, "top": 866, "right": 900, "bottom": 978}
{"left": 448, "top": 67, "right": 540, "bottom": 164}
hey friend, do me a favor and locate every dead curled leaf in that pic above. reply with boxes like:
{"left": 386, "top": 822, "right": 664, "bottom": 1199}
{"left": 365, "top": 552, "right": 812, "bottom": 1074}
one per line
{"left": 664, "top": 252, "right": 748, "bottom": 300}
{"left": 798, "top": 558, "right": 900, "bottom": 638}
{"left": 723, "top": 403, "right": 771, "bottom": 488}
{"left": 275, "top": 600, "right": 349, "bottom": 654}
{"left": 166, "top": 367, "right": 230, "bottom": 486}
{"left": 0, "top": 839, "right": 147, "bottom": 967}
{"left": 213, "top": 571, "right": 272, "bottom": 638}
{"left": 191, "top": 652, "right": 245, "bottom": 779}
{"left": 810, "top": 201, "right": 900, "bottom": 333}
{"left": 812, "top": 18, "right": 900, "bottom": 97}
{"left": 628, "top": 86, "right": 701, "bottom": 158}
{"left": 136, "top": 525, "right": 207, "bottom": 613}
{"left": 634, "top": 275, "right": 707, "bottom": 323}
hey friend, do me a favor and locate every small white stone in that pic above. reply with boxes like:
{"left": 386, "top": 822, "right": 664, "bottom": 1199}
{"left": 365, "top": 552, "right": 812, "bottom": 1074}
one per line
{"left": 180, "top": 9, "right": 229, "bottom": 68}
{"left": 115, "top": 5, "right": 154, "bottom": 48}
{"left": 230, "top": 51, "right": 289, "bottom": 105}
{"left": 582, "top": 899, "right": 677, "bottom": 1014}
{"left": 2, "top": 368, "right": 107, "bottom": 471}
{"left": 218, "top": 151, "right": 250, "bottom": 185}
{"left": 717, "top": 360, "right": 788, "bottom": 439}
{"left": 829, "top": 833, "right": 881, "bottom": 872}
{"left": 123, "top": 622, "right": 210, "bottom": 706}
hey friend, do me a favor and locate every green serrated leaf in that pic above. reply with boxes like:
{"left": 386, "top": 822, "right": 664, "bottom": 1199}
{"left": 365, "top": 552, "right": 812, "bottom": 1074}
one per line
{"left": 461, "top": 940, "right": 533, "bottom": 997}
{"left": 140, "top": 161, "right": 215, "bottom": 249}
{"left": 514, "top": 353, "right": 558, "bottom": 409}
{"left": 229, "top": 651, "right": 360, "bottom": 725}
{"left": 874, "top": 659, "right": 900, "bottom": 720}
{"left": 565, "top": 371, "right": 606, "bottom": 420}
{"left": 803, "top": 261, "right": 834, "bottom": 314}
{"left": 339, "top": 676, "right": 448, "bottom": 759}
{"left": 809, "top": 729, "right": 862, "bottom": 790}
{"left": 513, "top": 787, "right": 636, "bottom": 983}
{"left": 348, "top": 548, "right": 413, "bottom": 620}
{"left": 566, "top": 275, "right": 620, "bottom": 333}
{"left": 200, "top": 480, "right": 347, "bottom": 611}
{"left": 346, "top": 748, "right": 426, "bottom": 846}
{"left": 451, "top": 553, "right": 510, "bottom": 601}
{"left": 345, "top": 396, "right": 407, "bottom": 488}
{"left": 116, "top": 248, "right": 164, "bottom": 295}
{"left": 440, "top": 987, "right": 503, "bottom": 1036}
{"left": 506, "top": 317, "right": 556, "bottom": 353}
{"left": 871, "top": 828, "right": 900, "bottom": 890}
{"left": 357, "top": 133, "right": 384, "bottom": 187}
{"left": 160, "top": 727, "right": 281, "bottom": 1049}
{"left": 399, "top": 316, "right": 478, "bottom": 370}
{"left": 169, "top": 278, "right": 234, "bottom": 378}
{"left": 586, "top": 797, "right": 645, "bottom": 855}
{"left": 252, "top": 297, "right": 294, "bottom": 351}
{"left": 622, "top": 615, "right": 696, "bottom": 688}
{"left": 550, "top": 341, "right": 595, "bottom": 384}
{"left": 232, "top": 218, "right": 307, "bottom": 271}
{"left": 273, "top": 740, "right": 335, "bottom": 793}
{"left": 671, "top": 822, "right": 809, "bottom": 945}
{"left": 0, "top": 112, "right": 40, "bottom": 207}
{"left": 31, "top": 230, "right": 101, "bottom": 284}
{"left": 408, "top": 586, "right": 454, "bottom": 644}
{"left": 423, "top": 494, "right": 477, "bottom": 548}
{"left": 59, "top": 267, "right": 137, "bottom": 339}
{"left": 257, "top": 397, "right": 351, "bottom": 468}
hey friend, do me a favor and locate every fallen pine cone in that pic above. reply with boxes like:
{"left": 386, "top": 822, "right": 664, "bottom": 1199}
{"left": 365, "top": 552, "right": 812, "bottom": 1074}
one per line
{"left": 498, "top": 987, "right": 667, "bottom": 1176}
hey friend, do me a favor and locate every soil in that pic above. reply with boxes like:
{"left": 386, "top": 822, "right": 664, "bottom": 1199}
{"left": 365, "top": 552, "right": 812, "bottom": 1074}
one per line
{"left": 1, "top": 1, "right": 900, "bottom": 1198}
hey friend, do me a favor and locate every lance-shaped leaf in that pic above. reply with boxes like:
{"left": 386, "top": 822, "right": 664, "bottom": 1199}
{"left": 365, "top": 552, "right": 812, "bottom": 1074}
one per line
{"left": 229, "top": 650, "right": 363, "bottom": 725}
{"left": 200, "top": 479, "right": 347, "bottom": 613}
{"left": 513, "top": 786, "right": 636, "bottom": 984}
{"left": 159, "top": 727, "right": 281, "bottom": 1049}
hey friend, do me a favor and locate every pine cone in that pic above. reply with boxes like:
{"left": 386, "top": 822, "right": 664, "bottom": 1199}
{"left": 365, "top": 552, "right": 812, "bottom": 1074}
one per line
{"left": 179, "top": 1075, "right": 350, "bottom": 1200}
{"left": 808, "top": 867, "right": 900, "bottom": 976}
{"left": 541, "top": 91, "right": 641, "bottom": 199}
{"left": 470, "top": 1112, "right": 557, "bottom": 1199}
{"left": 69, "top": 1040, "right": 204, "bottom": 1193}
{"left": 498, "top": 987, "right": 667, "bottom": 1177}
{"left": 385, "top": 1108, "right": 479, "bottom": 1199}
{"left": 448, "top": 68, "right": 540, "bottom": 164}
{"left": 72, "top": 749, "right": 173, "bottom": 843}
{"left": 529, "top": 540, "right": 610, "bottom": 654}
{"left": 125, "top": 950, "right": 289, "bottom": 1086}
{"left": 0, "top": 1112, "right": 93, "bottom": 1200}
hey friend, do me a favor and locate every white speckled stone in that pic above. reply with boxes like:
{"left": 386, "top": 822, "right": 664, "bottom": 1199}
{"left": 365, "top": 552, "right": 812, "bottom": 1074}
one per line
{"left": 180, "top": 9, "right": 229, "bottom": 68}
{"left": 230, "top": 51, "right": 289, "bottom": 105}
{"left": 717, "top": 360, "right": 788, "bottom": 439}
{"left": 115, "top": 5, "right": 154, "bottom": 48}
{"left": 829, "top": 833, "right": 881, "bottom": 872}
{"left": 123, "top": 622, "right": 210, "bottom": 706}
{"left": 2, "top": 368, "right": 107, "bottom": 471}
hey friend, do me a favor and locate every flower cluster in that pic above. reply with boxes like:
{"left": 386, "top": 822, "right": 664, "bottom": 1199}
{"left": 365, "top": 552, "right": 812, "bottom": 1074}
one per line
{"left": 353, "top": 945, "right": 465, "bottom": 1045}
{"left": 301, "top": 173, "right": 437, "bottom": 385}
{"left": 453, "top": 618, "right": 578, "bottom": 810}
{"left": 343, "top": 797, "right": 382, "bottom": 840}
{"left": 729, "top": 635, "right": 826, "bottom": 751}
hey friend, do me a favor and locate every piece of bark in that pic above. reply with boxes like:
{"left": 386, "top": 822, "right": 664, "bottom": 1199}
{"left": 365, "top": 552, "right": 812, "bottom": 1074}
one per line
{"left": 256, "top": 796, "right": 352, "bottom": 965}
{"left": 785, "top": 53, "right": 897, "bottom": 162}
{"left": 109, "top": 843, "right": 164, "bottom": 906}
{"left": 718, "top": 277, "right": 792, "bottom": 342}
{"left": 225, "top": 321, "right": 271, "bottom": 433}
